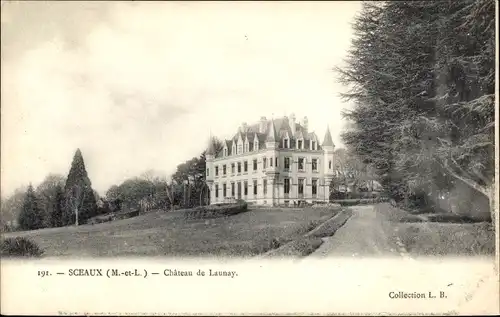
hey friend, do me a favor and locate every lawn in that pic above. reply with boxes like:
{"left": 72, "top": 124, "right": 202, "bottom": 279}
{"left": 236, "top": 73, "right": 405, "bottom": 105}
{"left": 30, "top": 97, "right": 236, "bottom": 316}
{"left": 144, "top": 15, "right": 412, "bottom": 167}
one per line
{"left": 2, "top": 207, "right": 338, "bottom": 258}
{"left": 375, "top": 203, "right": 496, "bottom": 257}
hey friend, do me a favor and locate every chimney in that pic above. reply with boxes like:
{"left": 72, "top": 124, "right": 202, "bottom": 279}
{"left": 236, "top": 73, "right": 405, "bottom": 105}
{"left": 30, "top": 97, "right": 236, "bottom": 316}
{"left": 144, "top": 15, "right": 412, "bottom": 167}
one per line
{"left": 241, "top": 122, "right": 248, "bottom": 132}
{"left": 259, "top": 116, "right": 267, "bottom": 133}
{"left": 302, "top": 116, "right": 309, "bottom": 133}
{"left": 289, "top": 113, "right": 296, "bottom": 137}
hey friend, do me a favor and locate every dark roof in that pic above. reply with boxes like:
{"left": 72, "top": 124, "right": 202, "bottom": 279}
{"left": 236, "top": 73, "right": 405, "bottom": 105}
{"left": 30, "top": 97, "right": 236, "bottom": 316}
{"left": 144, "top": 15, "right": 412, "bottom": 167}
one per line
{"left": 206, "top": 138, "right": 216, "bottom": 155}
{"left": 221, "top": 116, "right": 324, "bottom": 153}
{"left": 322, "top": 126, "right": 334, "bottom": 147}
{"left": 266, "top": 120, "right": 278, "bottom": 142}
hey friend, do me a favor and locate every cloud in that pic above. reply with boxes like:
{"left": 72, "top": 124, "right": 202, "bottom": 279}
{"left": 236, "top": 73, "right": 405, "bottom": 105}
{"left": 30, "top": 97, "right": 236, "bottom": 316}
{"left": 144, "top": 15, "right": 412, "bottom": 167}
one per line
{"left": 1, "top": 1, "right": 361, "bottom": 197}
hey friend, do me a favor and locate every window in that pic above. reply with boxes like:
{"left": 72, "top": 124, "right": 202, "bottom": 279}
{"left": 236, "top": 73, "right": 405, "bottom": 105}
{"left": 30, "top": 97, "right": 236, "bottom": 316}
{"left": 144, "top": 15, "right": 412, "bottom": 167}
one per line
{"left": 312, "top": 179, "right": 317, "bottom": 195}
{"left": 263, "top": 157, "right": 267, "bottom": 169}
{"left": 298, "top": 140, "right": 303, "bottom": 149}
{"left": 206, "top": 168, "right": 209, "bottom": 176}
{"left": 298, "top": 157, "right": 304, "bottom": 170}
{"left": 284, "top": 139, "right": 289, "bottom": 148}
{"left": 231, "top": 183, "right": 235, "bottom": 197}
{"left": 244, "top": 144, "right": 248, "bottom": 152}
{"left": 275, "top": 157, "right": 278, "bottom": 167}
{"left": 215, "top": 166, "right": 219, "bottom": 176}
{"left": 224, "top": 148, "right": 228, "bottom": 156}
{"left": 244, "top": 161, "right": 248, "bottom": 172}
{"left": 298, "top": 178, "right": 304, "bottom": 195}
{"left": 223, "top": 165, "right": 227, "bottom": 175}
{"left": 238, "top": 145, "right": 242, "bottom": 154}
{"left": 284, "top": 178, "right": 290, "bottom": 194}
{"left": 215, "top": 184, "right": 219, "bottom": 198}
{"left": 254, "top": 141, "right": 258, "bottom": 150}
{"left": 253, "top": 159, "right": 258, "bottom": 170}
{"left": 237, "top": 162, "right": 241, "bottom": 173}
{"left": 231, "top": 163, "right": 235, "bottom": 174}
{"left": 232, "top": 146, "right": 236, "bottom": 155}
{"left": 312, "top": 159, "right": 318, "bottom": 171}
{"left": 270, "top": 157, "right": 273, "bottom": 167}
{"left": 244, "top": 181, "right": 248, "bottom": 196}
{"left": 263, "top": 179, "right": 267, "bottom": 194}
{"left": 284, "top": 157, "right": 290, "bottom": 170}
{"left": 329, "top": 160, "right": 332, "bottom": 169}
{"left": 223, "top": 183, "right": 227, "bottom": 197}
{"left": 311, "top": 141, "right": 316, "bottom": 150}
{"left": 253, "top": 180, "right": 258, "bottom": 195}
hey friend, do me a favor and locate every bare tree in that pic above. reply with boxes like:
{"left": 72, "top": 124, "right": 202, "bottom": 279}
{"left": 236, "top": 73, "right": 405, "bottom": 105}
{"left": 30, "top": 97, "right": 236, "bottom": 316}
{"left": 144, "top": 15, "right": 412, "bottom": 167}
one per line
{"left": 68, "top": 185, "right": 86, "bottom": 226}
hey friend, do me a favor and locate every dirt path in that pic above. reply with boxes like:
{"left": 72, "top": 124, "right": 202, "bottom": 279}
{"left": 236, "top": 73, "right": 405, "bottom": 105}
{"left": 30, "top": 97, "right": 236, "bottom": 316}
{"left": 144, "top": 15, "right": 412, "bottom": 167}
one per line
{"left": 310, "top": 205, "right": 403, "bottom": 258}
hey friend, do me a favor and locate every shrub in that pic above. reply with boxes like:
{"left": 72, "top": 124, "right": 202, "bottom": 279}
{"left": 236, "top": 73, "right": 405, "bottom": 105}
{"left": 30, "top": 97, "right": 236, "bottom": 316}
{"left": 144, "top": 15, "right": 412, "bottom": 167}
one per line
{"left": 426, "top": 213, "right": 481, "bottom": 224}
{"left": 306, "top": 209, "right": 353, "bottom": 238}
{"left": 184, "top": 200, "right": 248, "bottom": 220}
{"left": 1, "top": 237, "right": 44, "bottom": 257}
{"left": 331, "top": 198, "right": 388, "bottom": 206}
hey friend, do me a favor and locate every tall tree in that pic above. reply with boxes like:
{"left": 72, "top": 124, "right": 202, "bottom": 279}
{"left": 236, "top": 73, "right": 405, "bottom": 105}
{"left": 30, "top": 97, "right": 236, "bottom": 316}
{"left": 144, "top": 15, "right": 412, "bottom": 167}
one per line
{"left": 36, "top": 174, "right": 66, "bottom": 228}
{"left": 17, "top": 184, "right": 44, "bottom": 230}
{"left": 63, "top": 149, "right": 98, "bottom": 225}
{"left": 50, "top": 184, "right": 65, "bottom": 228}
{"left": 0, "top": 186, "right": 27, "bottom": 229}
{"left": 336, "top": 1, "right": 495, "bottom": 220}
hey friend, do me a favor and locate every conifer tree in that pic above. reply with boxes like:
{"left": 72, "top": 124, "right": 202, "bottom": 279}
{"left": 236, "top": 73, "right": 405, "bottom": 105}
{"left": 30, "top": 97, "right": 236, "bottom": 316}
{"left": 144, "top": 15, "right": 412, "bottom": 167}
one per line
{"left": 18, "top": 184, "right": 44, "bottom": 230}
{"left": 50, "top": 184, "right": 65, "bottom": 227}
{"left": 336, "top": 1, "right": 495, "bottom": 220}
{"left": 62, "top": 149, "right": 98, "bottom": 226}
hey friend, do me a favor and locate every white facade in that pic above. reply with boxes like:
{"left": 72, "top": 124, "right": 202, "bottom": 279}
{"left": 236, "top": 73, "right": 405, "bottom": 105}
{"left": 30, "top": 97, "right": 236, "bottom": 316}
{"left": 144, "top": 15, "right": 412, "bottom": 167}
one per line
{"left": 206, "top": 115, "right": 335, "bottom": 206}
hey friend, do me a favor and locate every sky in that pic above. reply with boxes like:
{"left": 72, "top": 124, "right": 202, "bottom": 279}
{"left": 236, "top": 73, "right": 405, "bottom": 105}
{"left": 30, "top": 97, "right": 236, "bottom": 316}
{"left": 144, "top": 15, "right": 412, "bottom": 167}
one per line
{"left": 1, "top": 1, "right": 362, "bottom": 198}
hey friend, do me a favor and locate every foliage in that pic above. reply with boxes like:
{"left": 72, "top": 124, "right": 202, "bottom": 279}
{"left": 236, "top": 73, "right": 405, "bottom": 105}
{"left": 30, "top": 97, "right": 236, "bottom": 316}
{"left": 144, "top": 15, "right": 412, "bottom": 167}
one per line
{"left": 336, "top": 1, "right": 495, "bottom": 218}
{"left": 185, "top": 199, "right": 248, "bottom": 220}
{"left": 0, "top": 237, "right": 44, "bottom": 257}
{"left": 0, "top": 186, "right": 27, "bottom": 230}
{"left": 35, "top": 174, "right": 66, "bottom": 228}
{"left": 171, "top": 136, "right": 224, "bottom": 208}
{"left": 332, "top": 198, "right": 389, "bottom": 206}
{"left": 50, "top": 184, "right": 65, "bottom": 227}
{"left": 17, "top": 184, "right": 44, "bottom": 230}
{"left": 63, "top": 149, "right": 98, "bottom": 225}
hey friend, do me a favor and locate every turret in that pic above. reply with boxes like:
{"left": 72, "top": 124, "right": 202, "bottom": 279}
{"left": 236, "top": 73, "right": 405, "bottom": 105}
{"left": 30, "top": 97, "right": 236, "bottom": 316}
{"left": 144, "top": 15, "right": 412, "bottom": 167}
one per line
{"left": 322, "top": 125, "right": 335, "bottom": 175}
{"left": 206, "top": 137, "right": 215, "bottom": 182}
{"left": 265, "top": 119, "right": 279, "bottom": 149}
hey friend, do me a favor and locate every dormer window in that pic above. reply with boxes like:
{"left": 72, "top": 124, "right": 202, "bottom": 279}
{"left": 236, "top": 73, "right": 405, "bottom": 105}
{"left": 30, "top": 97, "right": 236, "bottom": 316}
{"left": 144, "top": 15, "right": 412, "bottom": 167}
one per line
{"left": 232, "top": 145, "right": 236, "bottom": 155}
{"left": 254, "top": 141, "right": 258, "bottom": 150}
{"left": 297, "top": 139, "right": 303, "bottom": 149}
{"left": 224, "top": 148, "right": 228, "bottom": 156}
{"left": 284, "top": 138, "right": 289, "bottom": 148}
{"left": 238, "top": 145, "right": 242, "bottom": 154}
{"left": 311, "top": 141, "right": 316, "bottom": 150}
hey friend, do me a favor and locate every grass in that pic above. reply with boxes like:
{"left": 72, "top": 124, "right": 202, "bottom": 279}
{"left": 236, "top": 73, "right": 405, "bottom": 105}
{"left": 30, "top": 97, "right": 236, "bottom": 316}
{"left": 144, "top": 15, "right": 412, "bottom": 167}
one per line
{"left": 397, "top": 222, "right": 495, "bottom": 256}
{"left": 2, "top": 207, "right": 339, "bottom": 258}
{"left": 377, "top": 203, "right": 495, "bottom": 257}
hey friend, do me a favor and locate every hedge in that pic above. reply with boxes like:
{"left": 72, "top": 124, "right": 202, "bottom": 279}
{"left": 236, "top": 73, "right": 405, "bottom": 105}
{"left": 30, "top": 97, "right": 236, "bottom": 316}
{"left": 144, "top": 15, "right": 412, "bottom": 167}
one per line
{"left": 332, "top": 197, "right": 389, "bottom": 206}
{"left": 184, "top": 200, "right": 248, "bottom": 220}
{"left": 1, "top": 237, "right": 44, "bottom": 257}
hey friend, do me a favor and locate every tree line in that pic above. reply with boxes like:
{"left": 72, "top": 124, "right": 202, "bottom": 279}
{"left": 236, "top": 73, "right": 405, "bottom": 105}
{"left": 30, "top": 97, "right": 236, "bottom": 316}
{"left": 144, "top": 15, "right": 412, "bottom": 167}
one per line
{"left": 1, "top": 138, "right": 224, "bottom": 232}
{"left": 336, "top": 1, "right": 495, "bottom": 220}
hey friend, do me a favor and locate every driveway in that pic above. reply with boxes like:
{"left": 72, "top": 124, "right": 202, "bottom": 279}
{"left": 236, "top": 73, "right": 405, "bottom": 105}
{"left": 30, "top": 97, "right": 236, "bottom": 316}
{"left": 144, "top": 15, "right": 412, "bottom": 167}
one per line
{"left": 310, "top": 204, "right": 404, "bottom": 258}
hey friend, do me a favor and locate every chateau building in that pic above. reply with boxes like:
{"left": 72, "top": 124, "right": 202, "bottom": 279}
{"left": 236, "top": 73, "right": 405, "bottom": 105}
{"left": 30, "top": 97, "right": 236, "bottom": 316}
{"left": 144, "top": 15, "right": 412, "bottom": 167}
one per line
{"left": 205, "top": 114, "right": 335, "bottom": 206}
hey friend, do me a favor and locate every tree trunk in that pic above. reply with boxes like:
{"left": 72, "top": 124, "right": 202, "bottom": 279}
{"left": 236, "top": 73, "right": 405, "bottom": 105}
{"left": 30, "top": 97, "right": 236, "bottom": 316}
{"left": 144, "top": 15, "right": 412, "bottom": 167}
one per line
{"left": 488, "top": 182, "right": 496, "bottom": 224}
